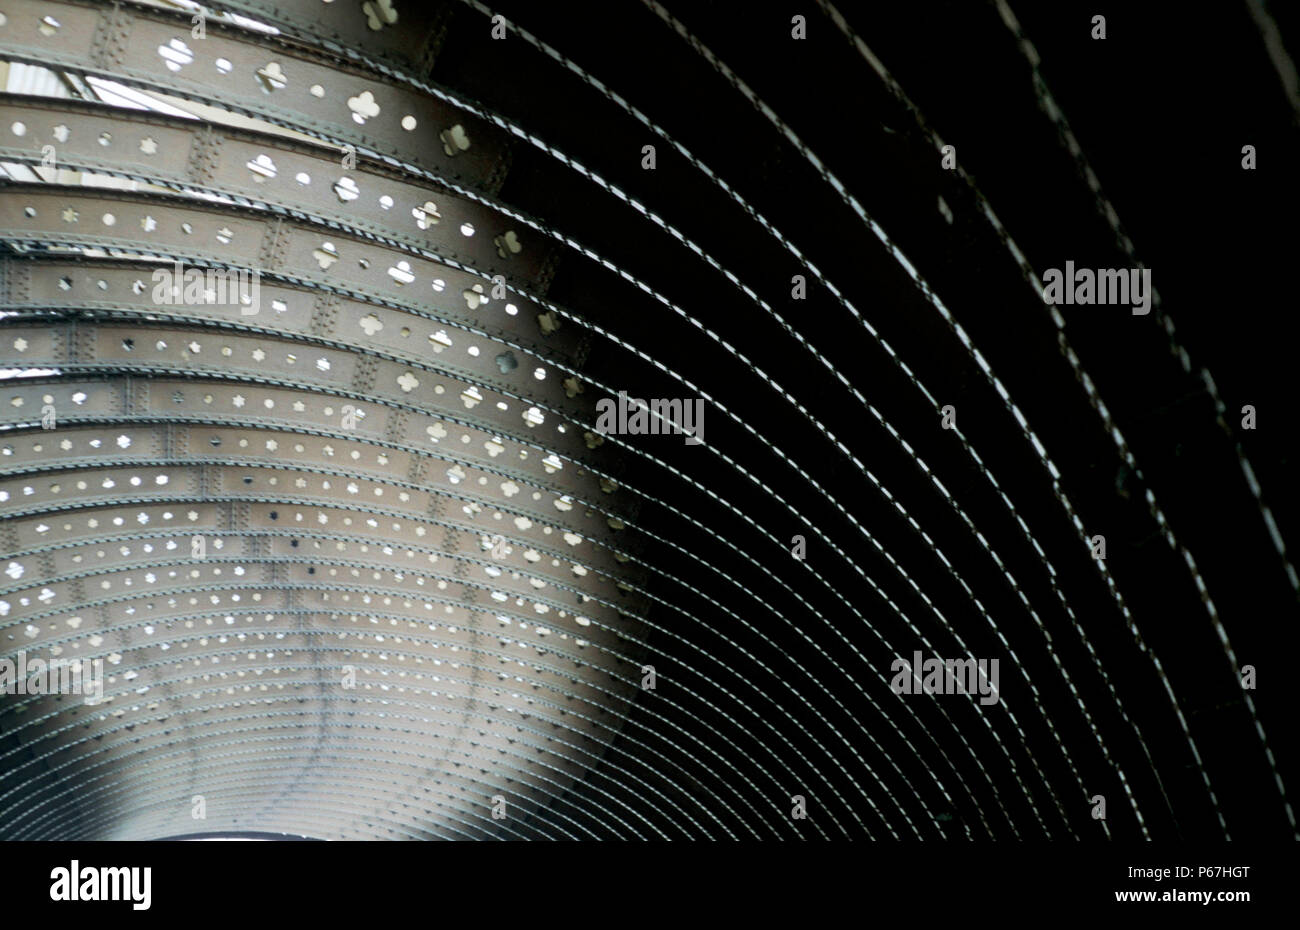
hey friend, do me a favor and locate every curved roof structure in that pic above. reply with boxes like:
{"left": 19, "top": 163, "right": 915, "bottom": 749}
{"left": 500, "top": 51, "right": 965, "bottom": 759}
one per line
{"left": 1, "top": 0, "right": 1297, "bottom": 840}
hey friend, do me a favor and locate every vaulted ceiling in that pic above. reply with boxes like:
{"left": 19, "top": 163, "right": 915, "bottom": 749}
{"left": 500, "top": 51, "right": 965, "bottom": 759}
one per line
{"left": 1, "top": 0, "right": 1297, "bottom": 840}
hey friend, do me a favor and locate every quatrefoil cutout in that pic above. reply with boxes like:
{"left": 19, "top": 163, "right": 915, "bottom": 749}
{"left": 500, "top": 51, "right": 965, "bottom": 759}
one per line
{"left": 158, "top": 38, "right": 193, "bottom": 72}
{"left": 440, "top": 124, "right": 471, "bottom": 157}
{"left": 247, "top": 153, "right": 277, "bottom": 182}
{"left": 348, "top": 91, "right": 381, "bottom": 125}
{"left": 494, "top": 230, "right": 522, "bottom": 258}
{"left": 256, "top": 62, "right": 287, "bottom": 94}
{"left": 463, "top": 284, "right": 487, "bottom": 310}
{"left": 412, "top": 201, "right": 441, "bottom": 230}
{"left": 387, "top": 261, "right": 415, "bottom": 285}
{"left": 333, "top": 176, "right": 360, "bottom": 203}
{"left": 313, "top": 242, "right": 340, "bottom": 270}
{"left": 362, "top": 0, "right": 398, "bottom": 31}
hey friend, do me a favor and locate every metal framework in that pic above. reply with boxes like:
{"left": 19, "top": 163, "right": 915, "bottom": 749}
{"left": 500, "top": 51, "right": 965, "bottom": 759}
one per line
{"left": 1, "top": 0, "right": 1296, "bottom": 841}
